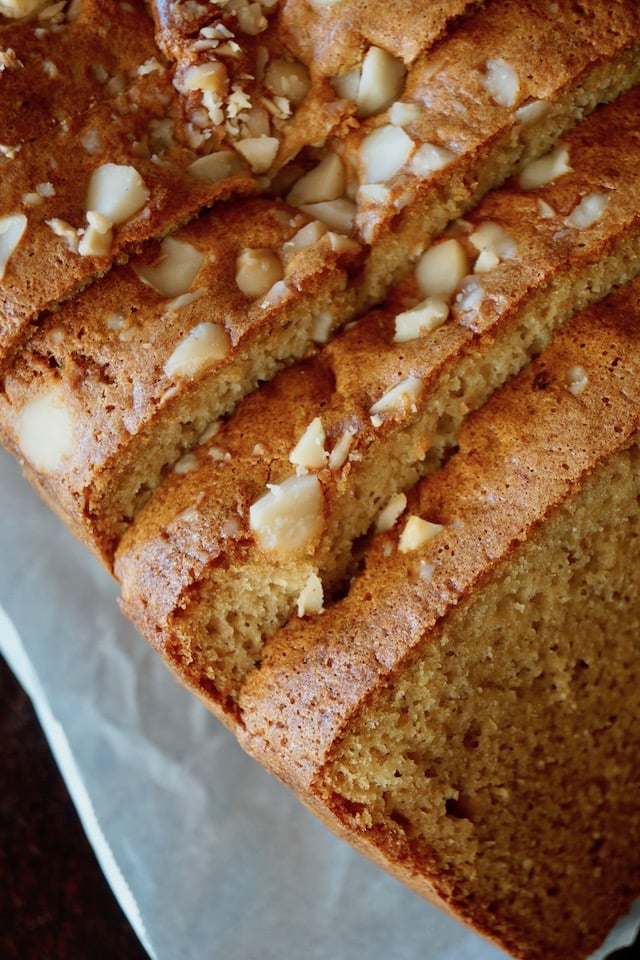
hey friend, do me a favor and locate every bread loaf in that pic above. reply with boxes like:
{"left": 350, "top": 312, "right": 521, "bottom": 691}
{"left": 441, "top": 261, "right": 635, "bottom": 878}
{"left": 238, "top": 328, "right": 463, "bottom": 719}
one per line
{"left": 1, "top": 2, "right": 639, "bottom": 957}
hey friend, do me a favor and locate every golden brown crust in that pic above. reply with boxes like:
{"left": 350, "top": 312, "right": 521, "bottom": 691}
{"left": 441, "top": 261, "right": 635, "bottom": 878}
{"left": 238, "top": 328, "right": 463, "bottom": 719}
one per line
{"left": 277, "top": 0, "right": 483, "bottom": 76}
{"left": 0, "top": 70, "right": 256, "bottom": 367}
{"left": 0, "top": 0, "right": 162, "bottom": 145}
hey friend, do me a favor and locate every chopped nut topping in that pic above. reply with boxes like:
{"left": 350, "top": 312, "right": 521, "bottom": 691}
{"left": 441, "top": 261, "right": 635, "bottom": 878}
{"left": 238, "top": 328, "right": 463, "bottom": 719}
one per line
{"left": 249, "top": 474, "right": 323, "bottom": 556}
{"left": 236, "top": 247, "right": 283, "bottom": 298}
{"left": 0, "top": 0, "right": 49, "bottom": 17}
{"left": 415, "top": 238, "right": 469, "bottom": 300}
{"left": 326, "top": 231, "right": 360, "bottom": 253}
{"left": 137, "top": 58, "right": 164, "bottom": 77}
{"left": 42, "top": 58, "right": 59, "bottom": 78}
{"left": 393, "top": 297, "right": 449, "bottom": 343}
{"left": 419, "top": 560, "right": 436, "bottom": 582}
{"left": 134, "top": 237, "right": 205, "bottom": 298}
{"left": 311, "top": 309, "right": 334, "bottom": 345}
{"left": 519, "top": 145, "right": 572, "bottom": 190}
{"left": 566, "top": 191, "right": 609, "bottom": 230}
{"left": 370, "top": 377, "right": 423, "bottom": 418}
{"left": 45, "top": 217, "right": 78, "bottom": 252}
{"left": 38, "top": 0, "right": 65, "bottom": 21}
{"left": 0, "top": 213, "right": 27, "bottom": 280}
{"left": 182, "top": 61, "right": 229, "bottom": 96}
{"left": 356, "top": 46, "right": 407, "bottom": 118}
{"left": 358, "top": 183, "right": 391, "bottom": 205}
{"left": 360, "top": 124, "right": 414, "bottom": 184}
{"left": 454, "top": 276, "right": 484, "bottom": 315}
{"left": 566, "top": 365, "right": 588, "bottom": 395}
{"left": 290, "top": 417, "right": 327, "bottom": 469}
{"left": 287, "top": 153, "right": 345, "bottom": 207}
{"left": 331, "top": 66, "right": 360, "bottom": 102}
{"left": 473, "top": 249, "right": 500, "bottom": 274}
{"left": 80, "top": 128, "right": 104, "bottom": 156}
{"left": 376, "top": 492, "right": 407, "bottom": 532}
{"left": 398, "top": 516, "right": 443, "bottom": 553}
{"left": 328, "top": 429, "right": 355, "bottom": 469}
{"left": 164, "top": 322, "right": 230, "bottom": 378}
{"left": 483, "top": 57, "right": 519, "bottom": 108}
{"left": 78, "top": 211, "right": 113, "bottom": 257}
{"left": 265, "top": 59, "right": 310, "bottom": 104}
{"left": 537, "top": 199, "right": 556, "bottom": 219}
{"left": 198, "top": 420, "right": 221, "bottom": 445}
{"left": 86, "top": 163, "right": 149, "bottom": 226}
{"left": 236, "top": 0, "right": 267, "bottom": 35}
{"left": 234, "top": 135, "right": 279, "bottom": 173}
{"left": 16, "top": 386, "right": 75, "bottom": 474}
{"left": 299, "top": 199, "right": 356, "bottom": 236}
{"left": 260, "top": 279, "right": 290, "bottom": 307}
{"left": 469, "top": 222, "right": 518, "bottom": 268}
{"left": 282, "top": 220, "right": 328, "bottom": 259}
{"left": 515, "top": 99, "right": 551, "bottom": 126}
{"left": 390, "top": 101, "right": 421, "bottom": 127}
{"left": 37, "top": 181, "right": 55, "bottom": 197}
{"left": 187, "top": 149, "right": 248, "bottom": 182}
{"left": 296, "top": 572, "right": 324, "bottom": 617}
{"left": 410, "top": 142, "right": 455, "bottom": 178}
{"left": 163, "top": 288, "right": 206, "bottom": 315}
{"left": 174, "top": 452, "right": 199, "bottom": 474}
{"left": 0, "top": 47, "right": 23, "bottom": 71}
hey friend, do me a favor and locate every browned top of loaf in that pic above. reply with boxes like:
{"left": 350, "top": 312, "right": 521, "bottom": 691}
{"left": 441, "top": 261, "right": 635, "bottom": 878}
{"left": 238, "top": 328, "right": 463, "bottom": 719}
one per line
{"left": 0, "top": 0, "right": 161, "bottom": 145}
{"left": 112, "top": 86, "right": 640, "bottom": 636}
{"left": 238, "top": 277, "right": 640, "bottom": 790}
{"left": 269, "top": 0, "right": 482, "bottom": 76}
{"left": 0, "top": 72, "right": 256, "bottom": 367}
{"left": 149, "top": 0, "right": 481, "bottom": 175}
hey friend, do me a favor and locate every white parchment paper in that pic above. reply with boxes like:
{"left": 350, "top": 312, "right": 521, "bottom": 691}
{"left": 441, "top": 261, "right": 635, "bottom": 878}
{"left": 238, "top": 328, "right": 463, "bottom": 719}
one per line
{"left": 1, "top": 446, "right": 638, "bottom": 960}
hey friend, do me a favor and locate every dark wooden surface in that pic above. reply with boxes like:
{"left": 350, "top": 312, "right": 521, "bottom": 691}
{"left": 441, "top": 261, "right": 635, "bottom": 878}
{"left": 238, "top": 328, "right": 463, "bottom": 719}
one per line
{"left": 0, "top": 655, "right": 149, "bottom": 960}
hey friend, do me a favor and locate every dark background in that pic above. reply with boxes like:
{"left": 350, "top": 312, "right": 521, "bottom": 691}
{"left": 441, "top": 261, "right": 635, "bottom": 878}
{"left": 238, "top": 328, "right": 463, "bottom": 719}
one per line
{"left": 0, "top": 656, "right": 148, "bottom": 960}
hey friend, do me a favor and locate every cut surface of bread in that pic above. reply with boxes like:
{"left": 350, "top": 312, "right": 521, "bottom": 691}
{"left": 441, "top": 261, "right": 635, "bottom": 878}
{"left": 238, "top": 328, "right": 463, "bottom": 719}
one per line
{"left": 239, "top": 278, "right": 640, "bottom": 960}
{"left": 114, "top": 87, "right": 640, "bottom": 709}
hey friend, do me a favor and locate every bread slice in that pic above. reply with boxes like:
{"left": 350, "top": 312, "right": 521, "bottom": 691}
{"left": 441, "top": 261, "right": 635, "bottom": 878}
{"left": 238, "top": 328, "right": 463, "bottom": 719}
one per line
{"left": 0, "top": 198, "right": 362, "bottom": 560}
{"left": 114, "top": 87, "right": 640, "bottom": 710}
{"left": 239, "top": 276, "right": 640, "bottom": 960}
